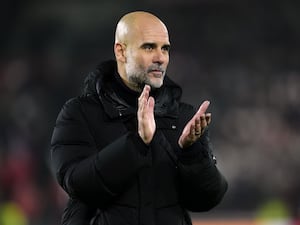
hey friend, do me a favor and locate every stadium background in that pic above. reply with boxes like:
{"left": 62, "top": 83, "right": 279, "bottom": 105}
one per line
{"left": 1, "top": 0, "right": 300, "bottom": 224}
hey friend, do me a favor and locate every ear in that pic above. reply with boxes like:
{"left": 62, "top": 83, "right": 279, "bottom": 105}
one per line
{"left": 114, "top": 43, "right": 126, "bottom": 63}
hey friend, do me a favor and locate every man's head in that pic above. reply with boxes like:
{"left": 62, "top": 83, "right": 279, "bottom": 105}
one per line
{"left": 114, "top": 11, "right": 170, "bottom": 92}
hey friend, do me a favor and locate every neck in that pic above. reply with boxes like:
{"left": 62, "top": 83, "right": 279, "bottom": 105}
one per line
{"left": 117, "top": 63, "right": 142, "bottom": 92}
{"left": 120, "top": 75, "right": 142, "bottom": 92}
{"left": 112, "top": 71, "right": 140, "bottom": 107}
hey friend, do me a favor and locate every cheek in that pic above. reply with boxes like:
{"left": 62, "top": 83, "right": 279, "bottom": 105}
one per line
{"left": 136, "top": 56, "right": 150, "bottom": 70}
{"left": 165, "top": 53, "right": 170, "bottom": 63}
{"left": 129, "top": 50, "right": 152, "bottom": 71}
{"left": 165, "top": 56, "right": 169, "bottom": 66}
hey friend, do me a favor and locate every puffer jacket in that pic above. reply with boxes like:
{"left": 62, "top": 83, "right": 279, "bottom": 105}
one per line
{"left": 50, "top": 60, "right": 228, "bottom": 225}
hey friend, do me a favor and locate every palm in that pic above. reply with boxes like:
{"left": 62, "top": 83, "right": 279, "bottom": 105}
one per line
{"left": 178, "top": 101, "right": 211, "bottom": 148}
{"left": 138, "top": 85, "right": 156, "bottom": 144}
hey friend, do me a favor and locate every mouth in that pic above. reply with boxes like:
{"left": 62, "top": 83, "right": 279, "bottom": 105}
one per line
{"left": 149, "top": 70, "right": 164, "bottom": 78}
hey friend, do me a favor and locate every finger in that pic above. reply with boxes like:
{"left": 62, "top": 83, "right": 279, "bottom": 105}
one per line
{"left": 138, "top": 85, "right": 150, "bottom": 110}
{"left": 205, "top": 113, "right": 212, "bottom": 125}
{"left": 138, "top": 88, "right": 145, "bottom": 107}
{"left": 138, "top": 94, "right": 146, "bottom": 113}
{"left": 195, "top": 100, "right": 210, "bottom": 117}
{"left": 200, "top": 114, "right": 207, "bottom": 130}
{"left": 143, "top": 85, "right": 150, "bottom": 99}
{"left": 147, "top": 96, "right": 155, "bottom": 113}
{"left": 195, "top": 117, "right": 201, "bottom": 135}
{"left": 190, "top": 123, "right": 196, "bottom": 138}
{"left": 139, "top": 85, "right": 150, "bottom": 101}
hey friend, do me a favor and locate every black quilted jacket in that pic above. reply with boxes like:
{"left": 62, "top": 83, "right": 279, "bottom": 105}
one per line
{"left": 50, "top": 60, "right": 227, "bottom": 225}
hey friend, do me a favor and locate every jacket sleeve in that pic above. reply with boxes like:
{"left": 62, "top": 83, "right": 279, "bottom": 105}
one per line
{"left": 176, "top": 130, "right": 228, "bottom": 212}
{"left": 50, "top": 98, "right": 150, "bottom": 208}
{"left": 61, "top": 199, "right": 97, "bottom": 225}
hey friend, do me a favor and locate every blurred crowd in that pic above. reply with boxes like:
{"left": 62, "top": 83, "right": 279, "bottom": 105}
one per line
{"left": 1, "top": 1, "right": 300, "bottom": 224}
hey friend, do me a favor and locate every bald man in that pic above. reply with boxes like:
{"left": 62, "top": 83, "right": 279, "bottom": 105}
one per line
{"left": 51, "top": 11, "right": 227, "bottom": 225}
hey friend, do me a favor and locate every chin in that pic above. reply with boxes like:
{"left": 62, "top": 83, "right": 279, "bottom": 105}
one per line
{"left": 149, "top": 82, "right": 163, "bottom": 89}
{"left": 147, "top": 78, "right": 164, "bottom": 89}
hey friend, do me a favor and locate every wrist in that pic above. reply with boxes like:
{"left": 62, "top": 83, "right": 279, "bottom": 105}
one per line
{"left": 178, "top": 139, "right": 193, "bottom": 149}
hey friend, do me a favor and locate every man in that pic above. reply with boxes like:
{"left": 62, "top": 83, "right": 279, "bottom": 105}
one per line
{"left": 51, "top": 11, "right": 228, "bottom": 225}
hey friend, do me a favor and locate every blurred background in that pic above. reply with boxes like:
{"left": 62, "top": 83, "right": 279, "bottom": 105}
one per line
{"left": 1, "top": 0, "right": 300, "bottom": 225}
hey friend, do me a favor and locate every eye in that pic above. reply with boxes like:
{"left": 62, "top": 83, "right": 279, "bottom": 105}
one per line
{"left": 162, "top": 45, "right": 170, "bottom": 52}
{"left": 141, "top": 43, "right": 155, "bottom": 52}
{"left": 145, "top": 46, "right": 153, "bottom": 51}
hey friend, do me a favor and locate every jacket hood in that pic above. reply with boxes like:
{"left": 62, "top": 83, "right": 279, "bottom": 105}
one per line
{"left": 83, "top": 60, "right": 182, "bottom": 98}
{"left": 83, "top": 60, "right": 183, "bottom": 118}
{"left": 83, "top": 60, "right": 117, "bottom": 95}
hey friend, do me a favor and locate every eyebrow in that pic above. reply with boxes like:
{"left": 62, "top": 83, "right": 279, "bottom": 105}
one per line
{"left": 140, "top": 42, "right": 171, "bottom": 49}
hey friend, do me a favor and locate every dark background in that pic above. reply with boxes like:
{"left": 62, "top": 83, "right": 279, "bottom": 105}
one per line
{"left": 1, "top": 0, "right": 300, "bottom": 224}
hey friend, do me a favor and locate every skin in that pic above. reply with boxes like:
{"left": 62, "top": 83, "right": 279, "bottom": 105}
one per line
{"left": 114, "top": 11, "right": 211, "bottom": 148}
{"left": 114, "top": 11, "right": 170, "bottom": 91}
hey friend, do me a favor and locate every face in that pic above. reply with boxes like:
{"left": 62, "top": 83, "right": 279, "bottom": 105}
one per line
{"left": 124, "top": 21, "right": 170, "bottom": 91}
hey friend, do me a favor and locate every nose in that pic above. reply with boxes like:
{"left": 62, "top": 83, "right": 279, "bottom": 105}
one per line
{"left": 153, "top": 49, "right": 168, "bottom": 64}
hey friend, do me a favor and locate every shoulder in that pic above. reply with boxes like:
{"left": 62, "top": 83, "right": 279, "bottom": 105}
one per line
{"left": 56, "top": 94, "right": 100, "bottom": 123}
{"left": 64, "top": 93, "right": 99, "bottom": 107}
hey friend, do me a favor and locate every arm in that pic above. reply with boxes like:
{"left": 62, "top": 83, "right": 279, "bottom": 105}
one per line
{"left": 177, "top": 130, "right": 228, "bottom": 212}
{"left": 177, "top": 102, "right": 228, "bottom": 211}
{"left": 136, "top": 88, "right": 228, "bottom": 211}
{"left": 51, "top": 97, "right": 150, "bottom": 208}
{"left": 61, "top": 199, "right": 97, "bottom": 225}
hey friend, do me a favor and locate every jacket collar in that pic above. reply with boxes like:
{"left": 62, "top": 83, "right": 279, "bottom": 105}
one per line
{"left": 84, "top": 60, "right": 182, "bottom": 120}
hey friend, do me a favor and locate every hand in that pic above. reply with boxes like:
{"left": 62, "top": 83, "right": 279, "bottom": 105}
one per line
{"left": 138, "top": 85, "right": 156, "bottom": 144}
{"left": 178, "top": 100, "right": 212, "bottom": 149}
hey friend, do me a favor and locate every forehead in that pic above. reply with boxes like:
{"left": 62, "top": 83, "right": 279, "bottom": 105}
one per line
{"left": 131, "top": 20, "right": 170, "bottom": 45}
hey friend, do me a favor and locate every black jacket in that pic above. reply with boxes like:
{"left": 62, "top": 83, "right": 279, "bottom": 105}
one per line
{"left": 50, "top": 60, "right": 228, "bottom": 225}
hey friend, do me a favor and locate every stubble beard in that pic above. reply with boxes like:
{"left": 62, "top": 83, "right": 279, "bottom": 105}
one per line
{"left": 125, "top": 63, "right": 165, "bottom": 92}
